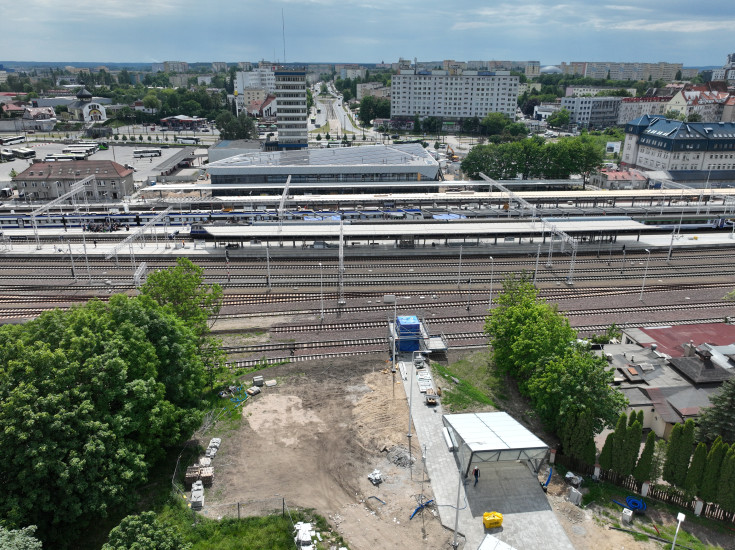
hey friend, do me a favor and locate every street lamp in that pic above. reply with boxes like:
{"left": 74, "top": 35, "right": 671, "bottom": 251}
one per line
{"left": 639, "top": 249, "right": 651, "bottom": 301}
{"left": 671, "top": 512, "right": 685, "bottom": 549}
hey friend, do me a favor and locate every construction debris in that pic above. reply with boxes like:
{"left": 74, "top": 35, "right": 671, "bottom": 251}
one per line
{"left": 246, "top": 386, "right": 262, "bottom": 396}
{"left": 265, "top": 379, "right": 277, "bottom": 387}
{"left": 367, "top": 469, "right": 383, "bottom": 486}
{"left": 253, "top": 375, "right": 264, "bottom": 387}
{"left": 190, "top": 480, "right": 204, "bottom": 509}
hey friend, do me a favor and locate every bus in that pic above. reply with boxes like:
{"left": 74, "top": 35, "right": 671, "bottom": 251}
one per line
{"left": 75, "top": 140, "right": 99, "bottom": 151}
{"left": 62, "top": 147, "right": 91, "bottom": 157}
{"left": 44, "top": 154, "right": 76, "bottom": 162}
{"left": 133, "top": 148, "right": 162, "bottom": 158}
{"left": 0, "top": 135, "right": 26, "bottom": 146}
{"left": 176, "top": 136, "right": 200, "bottom": 145}
{"left": 1, "top": 150, "right": 14, "bottom": 162}
{"left": 12, "top": 148, "right": 36, "bottom": 159}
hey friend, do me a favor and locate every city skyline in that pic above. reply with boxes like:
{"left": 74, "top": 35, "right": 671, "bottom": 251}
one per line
{"left": 1, "top": 0, "right": 732, "bottom": 67}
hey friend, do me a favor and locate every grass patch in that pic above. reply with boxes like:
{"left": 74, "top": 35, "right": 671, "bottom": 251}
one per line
{"left": 156, "top": 498, "right": 347, "bottom": 550}
{"left": 431, "top": 352, "right": 501, "bottom": 411}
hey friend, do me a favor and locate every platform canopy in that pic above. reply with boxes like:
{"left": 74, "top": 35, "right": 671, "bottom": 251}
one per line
{"left": 443, "top": 412, "right": 549, "bottom": 475}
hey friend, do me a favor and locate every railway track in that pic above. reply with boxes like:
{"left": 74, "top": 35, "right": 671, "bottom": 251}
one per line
{"left": 225, "top": 317, "right": 729, "bottom": 368}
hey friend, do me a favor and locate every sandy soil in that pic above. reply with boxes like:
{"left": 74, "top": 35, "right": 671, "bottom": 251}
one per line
{"left": 205, "top": 355, "right": 453, "bottom": 549}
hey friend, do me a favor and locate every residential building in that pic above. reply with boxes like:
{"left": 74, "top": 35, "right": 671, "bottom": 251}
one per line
{"left": 617, "top": 96, "right": 673, "bottom": 126}
{"left": 559, "top": 61, "right": 683, "bottom": 81}
{"left": 212, "top": 62, "right": 228, "bottom": 73}
{"left": 164, "top": 61, "right": 189, "bottom": 73}
{"left": 235, "top": 64, "right": 276, "bottom": 94}
{"left": 565, "top": 86, "right": 636, "bottom": 97}
{"left": 21, "top": 107, "right": 57, "bottom": 131}
{"left": 560, "top": 96, "right": 621, "bottom": 129}
{"left": 169, "top": 75, "right": 189, "bottom": 88}
{"left": 337, "top": 64, "right": 366, "bottom": 80}
{"left": 390, "top": 66, "right": 519, "bottom": 122}
{"left": 0, "top": 71, "right": 7, "bottom": 84}
{"left": 356, "top": 82, "right": 390, "bottom": 101}
{"left": 237, "top": 62, "right": 253, "bottom": 71}
{"left": 274, "top": 68, "right": 307, "bottom": 150}
{"left": 197, "top": 76, "right": 212, "bottom": 86}
{"left": 132, "top": 100, "right": 158, "bottom": 115}
{"left": 12, "top": 160, "right": 134, "bottom": 201}
{"left": 234, "top": 87, "right": 268, "bottom": 114}
{"left": 533, "top": 101, "right": 561, "bottom": 121}
{"left": 621, "top": 115, "right": 735, "bottom": 171}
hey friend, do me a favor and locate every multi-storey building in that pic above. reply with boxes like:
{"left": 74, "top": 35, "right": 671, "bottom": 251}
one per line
{"left": 356, "top": 82, "right": 390, "bottom": 101}
{"left": 617, "top": 97, "right": 672, "bottom": 125}
{"left": 390, "top": 67, "right": 518, "bottom": 122}
{"left": 211, "top": 62, "right": 228, "bottom": 73}
{"left": 621, "top": 115, "right": 735, "bottom": 171}
{"left": 274, "top": 68, "right": 307, "bottom": 150}
{"left": 560, "top": 61, "right": 682, "bottom": 82}
{"left": 560, "top": 96, "right": 621, "bottom": 129}
{"left": 235, "top": 64, "right": 276, "bottom": 93}
{"left": 336, "top": 64, "right": 366, "bottom": 80}
{"left": 565, "top": 86, "right": 636, "bottom": 97}
{"left": 12, "top": 160, "right": 134, "bottom": 201}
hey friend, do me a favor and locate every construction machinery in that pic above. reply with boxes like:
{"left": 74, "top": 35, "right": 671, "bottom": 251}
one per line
{"left": 446, "top": 146, "right": 459, "bottom": 162}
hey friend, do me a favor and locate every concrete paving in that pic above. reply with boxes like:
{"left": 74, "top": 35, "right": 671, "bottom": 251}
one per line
{"left": 399, "top": 361, "right": 575, "bottom": 550}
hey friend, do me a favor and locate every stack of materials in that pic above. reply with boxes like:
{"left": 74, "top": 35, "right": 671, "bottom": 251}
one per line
{"left": 396, "top": 316, "right": 421, "bottom": 352}
{"left": 190, "top": 480, "right": 204, "bottom": 509}
{"left": 205, "top": 438, "right": 221, "bottom": 459}
{"left": 185, "top": 466, "right": 200, "bottom": 490}
{"left": 200, "top": 466, "right": 214, "bottom": 487}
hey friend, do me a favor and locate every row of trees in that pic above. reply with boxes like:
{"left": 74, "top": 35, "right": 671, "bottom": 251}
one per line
{"left": 599, "top": 413, "right": 735, "bottom": 513}
{"left": 484, "top": 275, "right": 627, "bottom": 463}
{"left": 461, "top": 134, "right": 604, "bottom": 181}
{"left": 357, "top": 95, "right": 391, "bottom": 126}
{"left": 0, "top": 259, "right": 223, "bottom": 547}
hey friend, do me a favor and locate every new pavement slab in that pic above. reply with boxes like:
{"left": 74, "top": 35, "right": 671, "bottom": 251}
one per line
{"left": 399, "top": 360, "right": 575, "bottom": 550}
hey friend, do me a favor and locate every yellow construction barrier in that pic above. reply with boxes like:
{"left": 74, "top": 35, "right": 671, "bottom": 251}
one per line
{"left": 483, "top": 511, "right": 503, "bottom": 529}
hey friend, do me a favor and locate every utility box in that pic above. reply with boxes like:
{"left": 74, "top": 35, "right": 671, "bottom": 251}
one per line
{"left": 622, "top": 508, "right": 634, "bottom": 524}
{"left": 253, "top": 375, "right": 264, "bottom": 387}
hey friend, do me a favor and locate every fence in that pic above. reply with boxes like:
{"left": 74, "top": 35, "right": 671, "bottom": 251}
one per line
{"left": 554, "top": 452, "right": 735, "bottom": 524}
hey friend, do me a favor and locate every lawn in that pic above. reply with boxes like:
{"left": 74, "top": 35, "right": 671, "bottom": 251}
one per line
{"left": 431, "top": 351, "right": 504, "bottom": 412}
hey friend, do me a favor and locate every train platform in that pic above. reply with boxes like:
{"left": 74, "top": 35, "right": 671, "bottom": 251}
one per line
{"left": 0, "top": 225, "right": 733, "bottom": 262}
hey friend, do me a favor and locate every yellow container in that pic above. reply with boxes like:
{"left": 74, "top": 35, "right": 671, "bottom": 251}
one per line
{"left": 483, "top": 511, "right": 503, "bottom": 529}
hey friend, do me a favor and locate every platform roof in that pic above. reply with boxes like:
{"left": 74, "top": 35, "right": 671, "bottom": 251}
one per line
{"left": 201, "top": 217, "right": 647, "bottom": 240}
{"left": 443, "top": 412, "right": 548, "bottom": 475}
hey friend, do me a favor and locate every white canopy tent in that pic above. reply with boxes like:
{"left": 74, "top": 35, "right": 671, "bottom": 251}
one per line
{"left": 443, "top": 412, "right": 549, "bottom": 476}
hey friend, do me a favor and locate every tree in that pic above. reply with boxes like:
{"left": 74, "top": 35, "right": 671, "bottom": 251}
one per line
{"left": 716, "top": 447, "right": 735, "bottom": 512}
{"left": 700, "top": 438, "right": 728, "bottom": 503}
{"left": 546, "top": 108, "right": 570, "bottom": 128}
{"left": 664, "top": 420, "right": 695, "bottom": 487}
{"left": 650, "top": 439, "right": 668, "bottom": 484}
{"left": 480, "top": 112, "right": 511, "bottom": 135}
{"left": 686, "top": 113, "right": 702, "bottom": 122}
{"left": 611, "top": 413, "right": 629, "bottom": 473}
{"left": 697, "top": 378, "right": 735, "bottom": 444}
{"left": 599, "top": 432, "right": 614, "bottom": 471}
{"left": 685, "top": 442, "right": 708, "bottom": 494}
{"left": 675, "top": 69, "right": 683, "bottom": 80}
{"left": 0, "top": 296, "right": 207, "bottom": 544}
{"left": 214, "top": 111, "right": 257, "bottom": 141}
{"left": 103, "top": 511, "right": 190, "bottom": 550}
{"left": 621, "top": 420, "right": 643, "bottom": 476}
{"left": 0, "top": 526, "right": 42, "bottom": 550}
{"left": 413, "top": 113, "right": 422, "bottom": 133}
{"left": 633, "top": 431, "right": 656, "bottom": 482}
{"left": 316, "top": 133, "right": 322, "bottom": 141}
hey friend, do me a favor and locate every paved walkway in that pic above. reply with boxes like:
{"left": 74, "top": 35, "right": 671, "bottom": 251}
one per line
{"left": 399, "top": 361, "right": 575, "bottom": 550}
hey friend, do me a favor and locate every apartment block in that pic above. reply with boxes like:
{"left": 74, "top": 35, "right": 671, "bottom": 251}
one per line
{"left": 617, "top": 97, "right": 672, "bottom": 125}
{"left": 560, "top": 61, "right": 682, "bottom": 82}
{"left": 390, "top": 67, "right": 519, "bottom": 122}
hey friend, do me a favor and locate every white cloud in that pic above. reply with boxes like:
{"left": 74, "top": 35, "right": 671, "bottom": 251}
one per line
{"left": 607, "top": 18, "right": 735, "bottom": 33}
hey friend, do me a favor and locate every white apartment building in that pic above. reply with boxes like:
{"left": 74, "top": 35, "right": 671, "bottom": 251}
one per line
{"left": 235, "top": 64, "right": 276, "bottom": 94}
{"left": 390, "top": 68, "right": 519, "bottom": 122}
{"left": 560, "top": 61, "right": 682, "bottom": 82}
{"left": 357, "top": 82, "right": 390, "bottom": 101}
{"left": 212, "top": 62, "right": 228, "bottom": 73}
{"left": 560, "top": 96, "right": 622, "bottom": 129}
{"left": 565, "top": 86, "right": 636, "bottom": 97}
{"left": 275, "top": 68, "right": 307, "bottom": 149}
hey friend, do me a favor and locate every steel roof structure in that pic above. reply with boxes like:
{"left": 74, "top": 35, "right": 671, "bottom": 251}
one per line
{"left": 443, "top": 412, "right": 549, "bottom": 476}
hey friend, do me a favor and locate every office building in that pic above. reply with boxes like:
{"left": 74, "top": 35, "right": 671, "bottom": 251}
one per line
{"left": 274, "top": 68, "right": 307, "bottom": 150}
{"left": 560, "top": 96, "right": 621, "bottom": 129}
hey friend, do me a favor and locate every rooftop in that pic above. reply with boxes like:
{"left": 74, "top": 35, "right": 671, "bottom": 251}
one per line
{"left": 631, "top": 323, "right": 735, "bottom": 357}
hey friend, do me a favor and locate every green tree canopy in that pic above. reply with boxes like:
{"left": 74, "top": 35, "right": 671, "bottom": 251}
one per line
{"left": 102, "top": 511, "right": 190, "bottom": 550}
{"left": 140, "top": 257, "right": 222, "bottom": 338}
{"left": 0, "top": 526, "right": 42, "bottom": 550}
{"left": 0, "top": 296, "right": 207, "bottom": 545}
{"left": 546, "top": 108, "right": 570, "bottom": 128}
{"left": 697, "top": 378, "right": 735, "bottom": 444}
{"left": 480, "top": 112, "right": 512, "bottom": 136}
{"left": 633, "top": 431, "right": 656, "bottom": 482}
{"left": 214, "top": 111, "right": 257, "bottom": 141}
{"left": 700, "top": 438, "right": 728, "bottom": 502}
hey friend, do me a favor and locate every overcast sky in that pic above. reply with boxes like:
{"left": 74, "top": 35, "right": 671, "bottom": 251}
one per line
{"left": 1, "top": 0, "right": 731, "bottom": 67}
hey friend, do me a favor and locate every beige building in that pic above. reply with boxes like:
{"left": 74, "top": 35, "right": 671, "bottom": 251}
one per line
{"left": 617, "top": 96, "right": 672, "bottom": 125}
{"left": 13, "top": 160, "right": 134, "bottom": 201}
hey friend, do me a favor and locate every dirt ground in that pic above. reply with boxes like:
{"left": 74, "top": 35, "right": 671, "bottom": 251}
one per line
{"left": 205, "top": 355, "right": 454, "bottom": 549}
{"left": 201, "top": 351, "right": 732, "bottom": 550}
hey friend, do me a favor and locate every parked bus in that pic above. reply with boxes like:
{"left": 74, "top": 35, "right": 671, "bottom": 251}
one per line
{"left": 12, "top": 148, "right": 36, "bottom": 159}
{"left": 62, "top": 147, "right": 91, "bottom": 157}
{"left": 133, "top": 148, "right": 162, "bottom": 158}
{"left": 176, "top": 136, "right": 200, "bottom": 145}
{"left": 0, "top": 135, "right": 26, "bottom": 146}
{"left": 43, "top": 154, "right": 76, "bottom": 162}
{"left": 75, "top": 141, "right": 99, "bottom": 151}
{"left": 0, "top": 150, "right": 14, "bottom": 162}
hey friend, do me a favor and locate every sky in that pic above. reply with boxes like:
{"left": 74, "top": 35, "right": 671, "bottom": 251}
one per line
{"left": 1, "top": 0, "right": 732, "bottom": 67}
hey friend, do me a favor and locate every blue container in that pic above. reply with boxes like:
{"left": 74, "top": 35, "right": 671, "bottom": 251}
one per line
{"left": 398, "top": 338, "right": 420, "bottom": 352}
{"left": 397, "top": 315, "right": 421, "bottom": 337}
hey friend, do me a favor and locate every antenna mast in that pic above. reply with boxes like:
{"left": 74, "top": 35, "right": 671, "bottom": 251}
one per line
{"left": 282, "top": 9, "right": 287, "bottom": 63}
